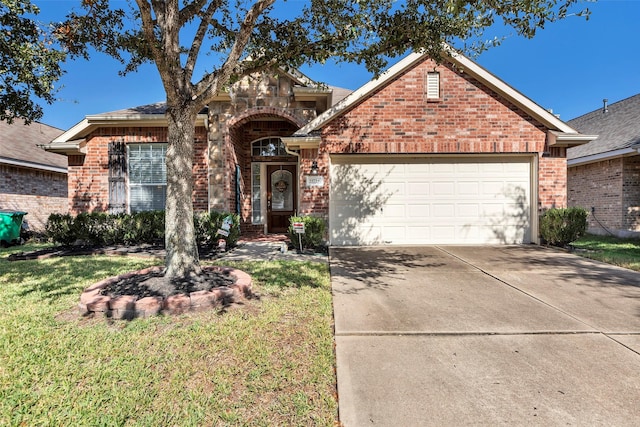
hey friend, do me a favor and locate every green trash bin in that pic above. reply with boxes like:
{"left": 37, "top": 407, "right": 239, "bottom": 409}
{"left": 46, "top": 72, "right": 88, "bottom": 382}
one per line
{"left": 0, "top": 210, "right": 27, "bottom": 246}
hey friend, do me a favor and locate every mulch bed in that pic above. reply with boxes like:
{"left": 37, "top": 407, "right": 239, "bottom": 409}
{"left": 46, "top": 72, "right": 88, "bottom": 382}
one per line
{"left": 100, "top": 267, "right": 236, "bottom": 299}
{"left": 5, "top": 244, "right": 221, "bottom": 261}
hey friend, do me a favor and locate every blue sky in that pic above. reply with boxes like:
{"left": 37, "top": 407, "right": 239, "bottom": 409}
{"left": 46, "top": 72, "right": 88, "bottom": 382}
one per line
{"left": 35, "top": 0, "right": 640, "bottom": 130}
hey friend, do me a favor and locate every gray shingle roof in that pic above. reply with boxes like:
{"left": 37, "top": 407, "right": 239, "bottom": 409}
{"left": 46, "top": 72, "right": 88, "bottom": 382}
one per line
{"left": 89, "top": 102, "right": 168, "bottom": 117}
{"left": 567, "top": 94, "right": 640, "bottom": 160}
{"left": 0, "top": 118, "right": 67, "bottom": 169}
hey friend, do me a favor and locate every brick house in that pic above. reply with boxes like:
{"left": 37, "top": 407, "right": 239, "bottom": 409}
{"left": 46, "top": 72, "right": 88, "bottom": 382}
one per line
{"left": 45, "top": 52, "right": 592, "bottom": 245}
{"left": 0, "top": 118, "right": 68, "bottom": 231}
{"left": 567, "top": 94, "right": 640, "bottom": 238}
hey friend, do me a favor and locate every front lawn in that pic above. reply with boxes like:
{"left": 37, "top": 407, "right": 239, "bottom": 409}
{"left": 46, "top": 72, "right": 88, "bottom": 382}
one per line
{"left": 571, "top": 234, "right": 640, "bottom": 272}
{"left": 0, "top": 245, "right": 337, "bottom": 426}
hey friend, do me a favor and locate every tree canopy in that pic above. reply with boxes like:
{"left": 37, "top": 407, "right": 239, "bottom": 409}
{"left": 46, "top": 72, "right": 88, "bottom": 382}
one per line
{"left": 0, "top": 0, "right": 65, "bottom": 123}
{"left": 57, "top": 0, "right": 588, "bottom": 113}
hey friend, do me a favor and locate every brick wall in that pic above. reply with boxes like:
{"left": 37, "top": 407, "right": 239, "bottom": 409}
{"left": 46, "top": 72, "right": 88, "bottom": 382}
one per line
{"left": 69, "top": 126, "right": 208, "bottom": 214}
{"left": 568, "top": 159, "right": 623, "bottom": 233}
{"left": 539, "top": 147, "right": 568, "bottom": 209}
{"left": 623, "top": 156, "right": 640, "bottom": 232}
{"left": 0, "top": 164, "right": 68, "bottom": 231}
{"left": 301, "top": 58, "right": 561, "bottom": 217}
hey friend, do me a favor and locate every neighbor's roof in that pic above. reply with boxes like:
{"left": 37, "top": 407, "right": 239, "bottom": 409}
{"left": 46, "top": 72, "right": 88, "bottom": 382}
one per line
{"left": 293, "top": 50, "right": 595, "bottom": 148}
{"left": 567, "top": 94, "right": 640, "bottom": 164}
{"left": 0, "top": 118, "right": 67, "bottom": 173}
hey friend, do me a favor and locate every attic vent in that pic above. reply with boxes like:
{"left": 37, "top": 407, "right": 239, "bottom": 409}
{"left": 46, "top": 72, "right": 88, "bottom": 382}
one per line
{"left": 426, "top": 72, "right": 440, "bottom": 100}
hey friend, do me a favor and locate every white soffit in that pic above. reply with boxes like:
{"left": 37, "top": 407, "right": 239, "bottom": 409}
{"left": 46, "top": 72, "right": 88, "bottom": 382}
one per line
{"left": 50, "top": 114, "right": 207, "bottom": 145}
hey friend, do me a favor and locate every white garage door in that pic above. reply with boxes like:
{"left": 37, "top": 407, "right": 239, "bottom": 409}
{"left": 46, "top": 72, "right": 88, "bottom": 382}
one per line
{"left": 330, "top": 156, "right": 533, "bottom": 245}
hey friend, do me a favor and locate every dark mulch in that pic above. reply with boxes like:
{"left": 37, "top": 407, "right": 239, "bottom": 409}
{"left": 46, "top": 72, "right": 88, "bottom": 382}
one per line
{"left": 100, "top": 268, "right": 237, "bottom": 299}
{"left": 6, "top": 244, "right": 221, "bottom": 261}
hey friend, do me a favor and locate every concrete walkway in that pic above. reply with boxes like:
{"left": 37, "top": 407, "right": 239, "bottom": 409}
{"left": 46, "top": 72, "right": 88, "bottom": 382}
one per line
{"left": 218, "top": 240, "right": 328, "bottom": 263}
{"left": 330, "top": 246, "right": 640, "bottom": 426}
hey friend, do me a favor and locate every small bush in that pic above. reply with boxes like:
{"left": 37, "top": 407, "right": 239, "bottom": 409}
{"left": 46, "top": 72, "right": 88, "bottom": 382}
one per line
{"left": 288, "top": 216, "right": 326, "bottom": 251}
{"left": 540, "top": 207, "right": 588, "bottom": 247}
{"left": 195, "top": 211, "right": 240, "bottom": 248}
{"left": 121, "top": 211, "right": 165, "bottom": 245}
{"left": 45, "top": 214, "right": 76, "bottom": 246}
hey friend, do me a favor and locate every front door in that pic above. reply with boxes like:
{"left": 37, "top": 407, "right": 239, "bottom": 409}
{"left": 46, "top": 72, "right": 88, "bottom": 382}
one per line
{"left": 267, "top": 164, "right": 296, "bottom": 233}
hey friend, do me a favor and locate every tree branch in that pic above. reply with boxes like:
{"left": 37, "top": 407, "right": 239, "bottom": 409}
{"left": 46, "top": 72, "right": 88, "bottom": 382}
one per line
{"left": 184, "top": 0, "right": 223, "bottom": 83}
{"left": 192, "top": 0, "right": 275, "bottom": 105}
{"left": 148, "top": 0, "right": 191, "bottom": 101}
{"left": 134, "top": 0, "right": 165, "bottom": 72}
{"left": 178, "top": 0, "right": 209, "bottom": 26}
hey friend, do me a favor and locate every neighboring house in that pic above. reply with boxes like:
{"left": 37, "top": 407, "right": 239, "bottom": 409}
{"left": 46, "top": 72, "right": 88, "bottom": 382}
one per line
{"left": 0, "top": 119, "right": 68, "bottom": 231}
{"left": 45, "top": 52, "right": 593, "bottom": 245}
{"left": 567, "top": 94, "right": 640, "bottom": 238}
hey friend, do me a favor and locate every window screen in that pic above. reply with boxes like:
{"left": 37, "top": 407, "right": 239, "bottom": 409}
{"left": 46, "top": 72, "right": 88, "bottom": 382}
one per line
{"left": 128, "top": 143, "right": 167, "bottom": 212}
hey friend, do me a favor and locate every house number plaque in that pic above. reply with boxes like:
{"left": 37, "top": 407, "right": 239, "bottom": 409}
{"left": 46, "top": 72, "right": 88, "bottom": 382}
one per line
{"left": 305, "top": 175, "right": 324, "bottom": 188}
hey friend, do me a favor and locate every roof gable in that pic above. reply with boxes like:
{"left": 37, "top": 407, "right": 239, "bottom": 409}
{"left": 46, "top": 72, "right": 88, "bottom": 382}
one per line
{"left": 567, "top": 94, "right": 640, "bottom": 161}
{"left": 294, "top": 51, "right": 587, "bottom": 142}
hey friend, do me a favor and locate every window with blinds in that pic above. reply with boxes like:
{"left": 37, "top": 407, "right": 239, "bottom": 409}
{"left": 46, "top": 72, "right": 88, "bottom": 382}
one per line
{"left": 128, "top": 143, "right": 167, "bottom": 212}
{"left": 426, "top": 72, "right": 440, "bottom": 100}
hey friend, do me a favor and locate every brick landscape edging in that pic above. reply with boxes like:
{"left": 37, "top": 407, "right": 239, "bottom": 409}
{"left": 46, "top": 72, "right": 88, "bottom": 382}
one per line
{"left": 79, "top": 266, "right": 252, "bottom": 320}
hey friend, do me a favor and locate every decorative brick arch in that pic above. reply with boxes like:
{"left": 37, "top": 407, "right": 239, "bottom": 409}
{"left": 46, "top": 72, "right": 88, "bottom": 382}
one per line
{"left": 226, "top": 107, "right": 307, "bottom": 131}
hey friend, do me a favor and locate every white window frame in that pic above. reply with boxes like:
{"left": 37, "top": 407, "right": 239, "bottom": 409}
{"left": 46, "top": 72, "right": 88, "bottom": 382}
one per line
{"left": 127, "top": 143, "right": 167, "bottom": 212}
{"left": 251, "top": 162, "right": 265, "bottom": 224}
{"left": 252, "top": 137, "right": 288, "bottom": 157}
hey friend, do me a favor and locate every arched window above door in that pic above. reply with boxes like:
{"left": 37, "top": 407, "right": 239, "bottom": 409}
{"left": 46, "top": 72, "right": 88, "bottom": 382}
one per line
{"left": 252, "top": 137, "right": 288, "bottom": 157}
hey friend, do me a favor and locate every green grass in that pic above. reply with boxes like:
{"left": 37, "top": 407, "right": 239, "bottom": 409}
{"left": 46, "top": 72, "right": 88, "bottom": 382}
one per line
{"left": 0, "top": 246, "right": 337, "bottom": 426}
{"left": 571, "top": 234, "right": 640, "bottom": 272}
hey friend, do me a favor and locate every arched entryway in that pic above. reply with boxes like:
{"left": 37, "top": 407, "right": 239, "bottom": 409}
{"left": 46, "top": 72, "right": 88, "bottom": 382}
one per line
{"left": 226, "top": 110, "right": 304, "bottom": 235}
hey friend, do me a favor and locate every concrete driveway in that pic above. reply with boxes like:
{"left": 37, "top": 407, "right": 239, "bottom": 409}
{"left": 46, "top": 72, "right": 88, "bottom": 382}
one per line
{"left": 330, "top": 246, "right": 640, "bottom": 426}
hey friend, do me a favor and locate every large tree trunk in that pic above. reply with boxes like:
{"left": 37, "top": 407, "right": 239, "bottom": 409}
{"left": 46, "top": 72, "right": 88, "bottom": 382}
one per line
{"left": 164, "top": 104, "right": 200, "bottom": 279}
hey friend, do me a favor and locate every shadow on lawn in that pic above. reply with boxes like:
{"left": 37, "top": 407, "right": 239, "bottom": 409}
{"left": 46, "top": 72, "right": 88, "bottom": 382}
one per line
{"left": 2, "top": 256, "right": 155, "bottom": 302}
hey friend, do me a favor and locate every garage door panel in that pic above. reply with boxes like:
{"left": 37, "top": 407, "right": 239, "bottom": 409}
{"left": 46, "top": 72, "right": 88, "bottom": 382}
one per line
{"left": 330, "top": 157, "right": 532, "bottom": 245}
{"left": 458, "top": 182, "right": 480, "bottom": 195}
{"left": 432, "top": 203, "right": 455, "bottom": 217}
{"left": 457, "top": 204, "right": 480, "bottom": 217}
{"left": 432, "top": 163, "right": 456, "bottom": 174}
{"left": 379, "top": 204, "right": 406, "bottom": 219}
{"left": 458, "top": 163, "right": 480, "bottom": 173}
{"left": 408, "top": 182, "right": 430, "bottom": 195}
{"left": 433, "top": 182, "right": 455, "bottom": 195}
{"left": 407, "top": 204, "right": 430, "bottom": 217}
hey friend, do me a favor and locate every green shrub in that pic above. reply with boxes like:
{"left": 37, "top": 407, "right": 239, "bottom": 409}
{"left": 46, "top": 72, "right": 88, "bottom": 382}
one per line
{"left": 44, "top": 210, "right": 240, "bottom": 247}
{"left": 123, "top": 211, "right": 165, "bottom": 245}
{"left": 45, "top": 211, "right": 165, "bottom": 246}
{"left": 44, "top": 213, "right": 76, "bottom": 246}
{"left": 288, "top": 216, "right": 326, "bottom": 251}
{"left": 540, "top": 207, "right": 588, "bottom": 247}
{"left": 73, "top": 212, "right": 111, "bottom": 245}
{"left": 195, "top": 211, "right": 240, "bottom": 248}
